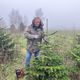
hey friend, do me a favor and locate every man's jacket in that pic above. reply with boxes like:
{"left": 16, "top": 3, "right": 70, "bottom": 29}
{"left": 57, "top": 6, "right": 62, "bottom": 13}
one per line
{"left": 24, "top": 25, "right": 45, "bottom": 53}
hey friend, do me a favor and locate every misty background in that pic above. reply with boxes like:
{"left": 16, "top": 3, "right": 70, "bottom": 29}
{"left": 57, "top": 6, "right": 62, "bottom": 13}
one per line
{"left": 0, "top": 0, "right": 80, "bottom": 30}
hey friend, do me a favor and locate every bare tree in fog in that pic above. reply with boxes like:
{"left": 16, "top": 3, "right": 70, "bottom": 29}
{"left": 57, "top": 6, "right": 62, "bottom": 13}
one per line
{"left": 19, "top": 22, "right": 26, "bottom": 32}
{"left": 10, "top": 24, "right": 16, "bottom": 33}
{"left": 0, "top": 17, "right": 7, "bottom": 28}
{"left": 23, "top": 15, "right": 28, "bottom": 26}
{"left": 19, "top": 15, "right": 28, "bottom": 33}
{"left": 35, "top": 8, "right": 45, "bottom": 20}
{"left": 9, "top": 9, "right": 22, "bottom": 29}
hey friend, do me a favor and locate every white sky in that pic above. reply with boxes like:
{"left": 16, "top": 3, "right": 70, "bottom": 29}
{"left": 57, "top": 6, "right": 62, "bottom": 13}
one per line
{"left": 0, "top": 0, "right": 80, "bottom": 30}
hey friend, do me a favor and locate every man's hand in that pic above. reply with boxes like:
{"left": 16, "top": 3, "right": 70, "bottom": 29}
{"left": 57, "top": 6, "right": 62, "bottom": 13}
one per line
{"left": 34, "top": 35, "right": 40, "bottom": 39}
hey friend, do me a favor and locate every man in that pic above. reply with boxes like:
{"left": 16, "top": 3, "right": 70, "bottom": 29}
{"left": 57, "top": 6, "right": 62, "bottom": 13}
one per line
{"left": 24, "top": 17, "right": 45, "bottom": 66}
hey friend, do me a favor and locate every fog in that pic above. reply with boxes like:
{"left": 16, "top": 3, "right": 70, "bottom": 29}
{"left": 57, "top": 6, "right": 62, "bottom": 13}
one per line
{"left": 0, "top": 0, "right": 80, "bottom": 30}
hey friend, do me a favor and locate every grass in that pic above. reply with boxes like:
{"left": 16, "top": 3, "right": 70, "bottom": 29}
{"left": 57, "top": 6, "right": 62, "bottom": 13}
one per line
{"left": 0, "top": 30, "right": 80, "bottom": 80}
{"left": 0, "top": 34, "right": 27, "bottom": 80}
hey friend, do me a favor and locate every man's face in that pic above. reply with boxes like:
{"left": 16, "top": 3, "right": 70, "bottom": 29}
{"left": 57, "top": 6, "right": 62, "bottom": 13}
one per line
{"left": 34, "top": 19, "right": 41, "bottom": 27}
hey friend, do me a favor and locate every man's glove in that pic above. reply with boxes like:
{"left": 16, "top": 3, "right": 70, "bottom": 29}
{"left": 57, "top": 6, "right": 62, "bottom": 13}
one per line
{"left": 34, "top": 35, "right": 40, "bottom": 39}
